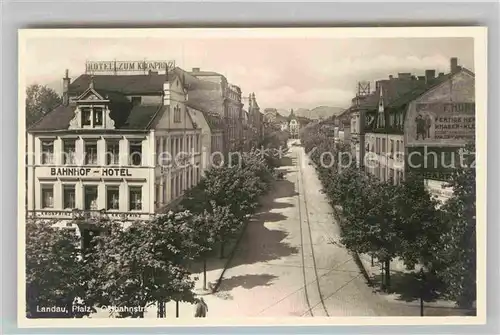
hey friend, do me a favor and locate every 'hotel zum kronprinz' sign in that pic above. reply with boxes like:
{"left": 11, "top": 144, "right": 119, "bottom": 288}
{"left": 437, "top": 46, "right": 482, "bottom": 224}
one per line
{"left": 86, "top": 60, "right": 176, "bottom": 73}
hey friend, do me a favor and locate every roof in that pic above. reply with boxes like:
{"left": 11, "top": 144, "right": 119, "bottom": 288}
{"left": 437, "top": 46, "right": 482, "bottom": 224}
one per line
{"left": 184, "top": 100, "right": 224, "bottom": 131}
{"left": 28, "top": 104, "right": 77, "bottom": 131}
{"left": 387, "top": 73, "right": 453, "bottom": 109}
{"left": 69, "top": 69, "right": 218, "bottom": 96}
{"left": 28, "top": 101, "right": 165, "bottom": 131}
{"left": 386, "top": 68, "right": 474, "bottom": 109}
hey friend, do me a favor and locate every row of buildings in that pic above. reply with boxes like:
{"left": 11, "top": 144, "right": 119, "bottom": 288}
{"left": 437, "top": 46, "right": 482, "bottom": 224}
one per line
{"left": 263, "top": 108, "right": 311, "bottom": 139}
{"left": 334, "top": 57, "right": 475, "bottom": 202}
{"left": 26, "top": 62, "right": 265, "bottom": 230}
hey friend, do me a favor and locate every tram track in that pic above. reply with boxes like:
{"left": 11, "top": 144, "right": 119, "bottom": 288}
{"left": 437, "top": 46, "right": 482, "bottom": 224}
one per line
{"left": 295, "top": 150, "right": 330, "bottom": 317}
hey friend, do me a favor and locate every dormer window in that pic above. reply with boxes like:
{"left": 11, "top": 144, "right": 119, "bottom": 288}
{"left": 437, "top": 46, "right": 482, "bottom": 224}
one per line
{"left": 94, "top": 107, "right": 103, "bottom": 126}
{"left": 82, "top": 108, "right": 92, "bottom": 126}
{"left": 81, "top": 106, "right": 105, "bottom": 128}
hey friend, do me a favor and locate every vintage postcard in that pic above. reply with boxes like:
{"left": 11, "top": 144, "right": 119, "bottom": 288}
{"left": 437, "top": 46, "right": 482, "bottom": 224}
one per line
{"left": 18, "top": 27, "right": 487, "bottom": 327}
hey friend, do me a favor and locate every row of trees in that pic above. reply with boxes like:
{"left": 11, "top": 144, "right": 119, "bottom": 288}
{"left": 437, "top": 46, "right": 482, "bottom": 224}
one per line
{"left": 299, "top": 122, "right": 476, "bottom": 309}
{"left": 26, "top": 131, "right": 288, "bottom": 318}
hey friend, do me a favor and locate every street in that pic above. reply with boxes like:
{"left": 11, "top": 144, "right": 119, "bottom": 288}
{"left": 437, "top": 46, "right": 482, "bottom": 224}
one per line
{"left": 156, "top": 141, "right": 420, "bottom": 318}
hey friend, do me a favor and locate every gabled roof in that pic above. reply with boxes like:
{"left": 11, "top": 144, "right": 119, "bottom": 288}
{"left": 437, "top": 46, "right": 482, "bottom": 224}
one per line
{"left": 387, "top": 68, "right": 473, "bottom": 109}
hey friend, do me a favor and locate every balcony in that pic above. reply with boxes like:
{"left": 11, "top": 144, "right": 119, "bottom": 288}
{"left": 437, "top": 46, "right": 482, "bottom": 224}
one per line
{"left": 27, "top": 209, "right": 150, "bottom": 222}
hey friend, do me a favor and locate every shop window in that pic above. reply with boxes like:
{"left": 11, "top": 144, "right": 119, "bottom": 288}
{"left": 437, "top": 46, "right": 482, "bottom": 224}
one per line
{"left": 106, "top": 186, "right": 119, "bottom": 210}
{"left": 41, "top": 140, "right": 54, "bottom": 164}
{"left": 41, "top": 184, "right": 54, "bottom": 208}
{"left": 63, "top": 185, "right": 76, "bottom": 209}
{"left": 85, "top": 142, "right": 98, "bottom": 165}
{"left": 106, "top": 141, "right": 120, "bottom": 165}
{"left": 129, "top": 141, "right": 142, "bottom": 166}
{"left": 129, "top": 186, "right": 142, "bottom": 211}
{"left": 62, "top": 140, "right": 76, "bottom": 165}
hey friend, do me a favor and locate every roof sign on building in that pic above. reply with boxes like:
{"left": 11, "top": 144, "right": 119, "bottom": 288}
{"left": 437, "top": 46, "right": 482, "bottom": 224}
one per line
{"left": 86, "top": 60, "right": 176, "bottom": 74}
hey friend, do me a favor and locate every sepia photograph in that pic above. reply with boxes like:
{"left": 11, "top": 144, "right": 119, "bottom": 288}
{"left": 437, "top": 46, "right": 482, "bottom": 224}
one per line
{"left": 17, "top": 27, "right": 487, "bottom": 327}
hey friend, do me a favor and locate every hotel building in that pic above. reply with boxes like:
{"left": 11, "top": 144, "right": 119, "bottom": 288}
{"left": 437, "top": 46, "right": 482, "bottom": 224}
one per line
{"left": 26, "top": 67, "right": 209, "bottom": 228}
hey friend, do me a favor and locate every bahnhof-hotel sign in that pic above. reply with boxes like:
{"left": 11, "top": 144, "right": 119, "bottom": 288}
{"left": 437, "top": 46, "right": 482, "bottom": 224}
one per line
{"left": 50, "top": 167, "right": 133, "bottom": 177}
{"left": 85, "top": 60, "right": 176, "bottom": 74}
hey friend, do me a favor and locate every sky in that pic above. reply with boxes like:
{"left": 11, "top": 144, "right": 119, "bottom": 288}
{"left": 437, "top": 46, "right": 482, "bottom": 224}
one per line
{"left": 23, "top": 36, "right": 474, "bottom": 111}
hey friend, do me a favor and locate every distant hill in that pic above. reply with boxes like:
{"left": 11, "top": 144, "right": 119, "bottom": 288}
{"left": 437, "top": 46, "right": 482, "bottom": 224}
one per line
{"left": 279, "top": 106, "right": 345, "bottom": 120}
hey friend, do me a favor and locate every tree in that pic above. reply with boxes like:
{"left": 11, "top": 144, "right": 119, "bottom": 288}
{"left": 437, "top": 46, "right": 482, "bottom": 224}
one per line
{"left": 26, "top": 84, "right": 62, "bottom": 127}
{"left": 88, "top": 213, "right": 198, "bottom": 318}
{"left": 432, "top": 143, "right": 476, "bottom": 308}
{"left": 26, "top": 219, "right": 94, "bottom": 318}
{"left": 394, "top": 173, "right": 443, "bottom": 271}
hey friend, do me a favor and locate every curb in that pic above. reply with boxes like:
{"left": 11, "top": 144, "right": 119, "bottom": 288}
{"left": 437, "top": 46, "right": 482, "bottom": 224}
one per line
{"left": 210, "top": 219, "right": 250, "bottom": 294}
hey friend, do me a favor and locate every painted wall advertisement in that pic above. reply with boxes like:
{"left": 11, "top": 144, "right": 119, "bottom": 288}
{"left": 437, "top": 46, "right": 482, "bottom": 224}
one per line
{"left": 407, "top": 102, "right": 475, "bottom": 144}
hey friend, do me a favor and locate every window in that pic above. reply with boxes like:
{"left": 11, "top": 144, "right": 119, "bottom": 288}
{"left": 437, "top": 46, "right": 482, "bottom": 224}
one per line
{"left": 156, "top": 137, "right": 162, "bottom": 159}
{"left": 170, "top": 137, "right": 175, "bottom": 158}
{"left": 131, "top": 96, "right": 142, "bottom": 105}
{"left": 390, "top": 140, "right": 394, "bottom": 158}
{"left": 171, "top": 176, "right": 175, "bottom": 200}
{"left": 382, "top": 138, "right": 386, "bottom": 154}
{"left": 106, "top": 186, "right": 120, "bottom": 210}
{"left": 162, "top": 137, "right": 167, "bottom": 156}
{"left": 106, "top": 141, "right": 120, "bottom": 165}
{"left": 93, "top": 107, "right": 103, "bottom": 126}
{"left": 81, "top": 107, "right": 92, "bottom": 126}
{"left": 129, "top": 186, "right": 142, "bottom": 210}
{"left": 129, "top": 141, "right": 142, "bottom": 166}
{"left": 84, "top": 185, "right": 98, "bottom": 210}
{"left": 62, "top": 140, "right": 76, "bottom": 165}
{"left": 85, "top": 142, "right": 98, "bottom": 165}
{"left": 41, "top": 140, "right": 54, "bottom": 164}
{"left": 173, "top": 105, "right": 181, "bottom": 123}
{"left": 156, "top": 184, "right": 160, "bottom": 207}
{"left": 41, "top": 184, "right": 54, "bottom": 208}
{"left": 63, "top": 185, "right": 76, "bottom": 209}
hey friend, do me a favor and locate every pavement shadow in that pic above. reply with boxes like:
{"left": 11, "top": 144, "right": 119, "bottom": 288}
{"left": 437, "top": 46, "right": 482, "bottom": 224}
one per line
{"left": 370, "top": 271, "right": 443, "bottom": 303}
{"left": 218, "top": 273, "right": 278, "bottom": 292}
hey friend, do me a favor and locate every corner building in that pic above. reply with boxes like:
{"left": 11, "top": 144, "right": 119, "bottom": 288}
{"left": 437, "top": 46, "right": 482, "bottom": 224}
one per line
{"left": 26, "top": 69, "right": 207, "bottom": 226}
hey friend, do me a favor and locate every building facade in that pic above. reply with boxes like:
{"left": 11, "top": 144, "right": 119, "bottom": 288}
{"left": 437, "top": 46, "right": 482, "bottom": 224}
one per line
{"left": 189, "top": 68, "right": 244, "bottom": 153}
{"left": 361, "top": 58, "right": 475, "bottom": 203}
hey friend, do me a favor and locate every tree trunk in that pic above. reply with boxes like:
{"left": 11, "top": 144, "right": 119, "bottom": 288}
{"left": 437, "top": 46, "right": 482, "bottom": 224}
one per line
{"left": 384, "top": 258, "right": 391, "bottom": 290}
{"left": 176, "top": 301, "right": 179, "bottom": 318}
{"left": 203, "top": 258, "right": 207, "bottom": 290}
{"left": 380, "top": 262, "right": 385, "bottom": 290}
{"left": 157, "top": 301, "right": 165, "bottom": 318}
{"left": 219, "top": 241, "right": 225, "bottom": 259}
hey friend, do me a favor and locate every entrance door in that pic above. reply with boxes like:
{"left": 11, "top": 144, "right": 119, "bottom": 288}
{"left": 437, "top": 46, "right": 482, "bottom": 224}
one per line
{"left": 84, "top": 185, "right": 98, "bottom": 210}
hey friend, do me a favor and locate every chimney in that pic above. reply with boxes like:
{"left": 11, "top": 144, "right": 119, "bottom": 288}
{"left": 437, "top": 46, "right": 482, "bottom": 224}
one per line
{"left": 389, "top": 75, "right": 393, "bottom": 80}
{"left": 450, "top": 57, "right": 459, "bottom": 73}
{"left": 62, "top": 69, "right": 70, "bottom": 106}
{"left": 425, "top": 69, "right": 436, "bottom": 83}
{"left": 163, "top": 81, "right": 171, "bottom": 106}
{"left": 438, "top": 72, "right": 445, "bottom": 77}
{"left": 192, "top": 67, "right": 200, "bottom": 73}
